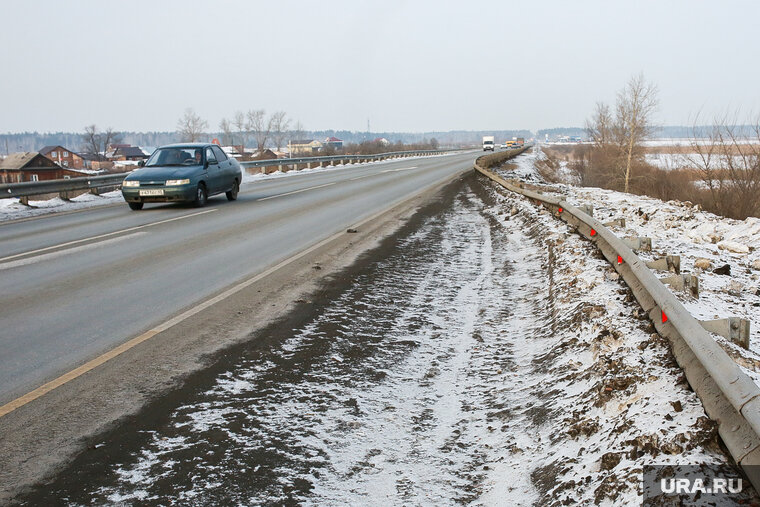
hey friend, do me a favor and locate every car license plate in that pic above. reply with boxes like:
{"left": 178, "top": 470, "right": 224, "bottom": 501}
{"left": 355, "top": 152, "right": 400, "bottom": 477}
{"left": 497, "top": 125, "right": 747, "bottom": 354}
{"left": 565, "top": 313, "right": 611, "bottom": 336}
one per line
{"left": 139, "top": 189, "right": 164, "bottom": 196}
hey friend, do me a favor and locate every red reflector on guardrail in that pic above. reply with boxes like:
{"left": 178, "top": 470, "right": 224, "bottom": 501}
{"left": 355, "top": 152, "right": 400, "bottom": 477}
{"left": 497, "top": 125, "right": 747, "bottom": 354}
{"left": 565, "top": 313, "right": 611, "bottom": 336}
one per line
{"left": 558, "top": 207, "right": 563, "bottom": 213}
{"left": 590, "top": 229, "right": 597, "bottom": 236}
{"left": 617, "top": 255, "right": 623, "bottom": 265}
{"left": 662, "top": 311, "right": 668, "bottom": 324}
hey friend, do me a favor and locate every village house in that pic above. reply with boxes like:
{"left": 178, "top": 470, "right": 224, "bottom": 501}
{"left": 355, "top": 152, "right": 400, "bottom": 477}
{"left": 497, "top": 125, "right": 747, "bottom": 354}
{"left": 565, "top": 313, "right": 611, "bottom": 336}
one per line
{"left": 110, "top": 145, "right": 149, "bottom": 161}
{"left": 0, "top": 152, "right": 92, "bottom": 183}
{"left": 39, "top": 145, "right": 86, "bottom": 169}
{"left": 324, "top": 136, "right": 344, "bottom": 150}
{"left": 288, "top": 139, "right": 323, "bottom": 156}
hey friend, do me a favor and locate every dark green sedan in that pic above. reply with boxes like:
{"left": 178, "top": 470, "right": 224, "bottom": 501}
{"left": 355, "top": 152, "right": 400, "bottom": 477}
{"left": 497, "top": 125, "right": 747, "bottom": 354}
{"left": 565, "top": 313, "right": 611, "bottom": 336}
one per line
{"left": 121, "top": 143, "right": 242, "bottom": 210}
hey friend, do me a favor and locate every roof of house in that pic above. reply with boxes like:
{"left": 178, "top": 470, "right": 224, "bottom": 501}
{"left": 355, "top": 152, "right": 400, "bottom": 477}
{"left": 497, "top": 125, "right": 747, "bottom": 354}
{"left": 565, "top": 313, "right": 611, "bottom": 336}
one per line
{"left": 78, "top": 152, "right": 106, "bottom": 161}
{"left": 115, "top": 146, "right": 148, "bottom": 158}
{"left": 0, "top": 152, "right": 59, "bottom": 170}
{"left": 325, "top": 137, "right": 343, "bottom": 142}
{"left": 290, "top": 139, "right": 315, "bottom": 145}
{"left": 39, "top": 145, "right": 64, "bottom": 155}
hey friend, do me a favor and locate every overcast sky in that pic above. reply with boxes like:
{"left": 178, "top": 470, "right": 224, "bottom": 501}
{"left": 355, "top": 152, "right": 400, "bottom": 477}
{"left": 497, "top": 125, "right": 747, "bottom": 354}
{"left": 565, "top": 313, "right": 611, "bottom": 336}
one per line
{"left": 2, "top": 0, "right": 759, "bottom": 134}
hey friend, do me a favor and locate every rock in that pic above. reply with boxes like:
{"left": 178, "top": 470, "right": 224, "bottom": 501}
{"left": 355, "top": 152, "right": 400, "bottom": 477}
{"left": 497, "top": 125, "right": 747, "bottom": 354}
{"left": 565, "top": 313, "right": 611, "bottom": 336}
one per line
{"left": 707, "top": 232, "right": 722, "bottom": 244}
{"left": 726, "top": 280, "right": 744, "bottom": 296}
{"left": 346, "top": 228, "right": 358, "bottom": 233}
{"left": 694, "top": 258, "right": 712, "bottom": 270}
{"left": 752, "top": 259, "right": 760, "bottom": 271}
{"left": 718, "top": 240, "right": 749, "bottom": 254}
{"left": 670, "top": 400, "right": 683, "bottom": 412}
{"left": 713, "top": 264, "right": 731, "bottom": 276}
{"left": 600, "top": 452, "right": 622, "bottom": 471}
{"left": 510, "top": 206, "right": 518, "bottom": 216}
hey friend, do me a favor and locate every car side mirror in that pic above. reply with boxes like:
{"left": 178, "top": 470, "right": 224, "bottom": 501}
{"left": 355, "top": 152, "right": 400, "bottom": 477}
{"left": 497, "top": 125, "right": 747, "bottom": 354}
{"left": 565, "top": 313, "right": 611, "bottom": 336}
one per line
{"left": 138, "top": 160, "right": 145, "bottom": 167}
{"left": 207, "top": 159, "right": 218, "bottom": 166}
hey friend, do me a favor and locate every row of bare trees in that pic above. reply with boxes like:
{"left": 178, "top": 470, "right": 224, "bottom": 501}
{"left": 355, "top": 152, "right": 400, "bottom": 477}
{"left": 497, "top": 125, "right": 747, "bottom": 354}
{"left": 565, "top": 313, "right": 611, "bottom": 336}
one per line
{"left": 578, "top": 73, "right": 759, "bottom": 219}
{"left": 175, "top": 108, "right": 300, "bottom": 152}
{"left": 217, "top": 110, "right": 297, "bottom": 152}
{"left": 685, "top": 117, "right": 760, "bottom": 219}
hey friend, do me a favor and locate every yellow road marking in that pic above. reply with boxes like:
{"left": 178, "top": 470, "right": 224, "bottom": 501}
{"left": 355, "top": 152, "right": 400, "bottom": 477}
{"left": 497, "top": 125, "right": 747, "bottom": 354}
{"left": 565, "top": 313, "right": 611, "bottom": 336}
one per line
{"left": 0, "top": 165, "right": 465, "bottom": 418}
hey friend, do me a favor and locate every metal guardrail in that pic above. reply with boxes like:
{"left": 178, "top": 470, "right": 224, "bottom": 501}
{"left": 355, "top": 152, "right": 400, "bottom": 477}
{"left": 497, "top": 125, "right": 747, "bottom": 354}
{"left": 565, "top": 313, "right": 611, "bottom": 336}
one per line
{"left": 0, "top": 173, "right": 130, "bottom": 204}
{"left": 239, "top": 148, "right": 466, "bottom": 171}
{"left": 474, "top": 153, "right": 760, "bottom": 491}
{"left": 0, "top": 148, "right": 470, "bottom": 203}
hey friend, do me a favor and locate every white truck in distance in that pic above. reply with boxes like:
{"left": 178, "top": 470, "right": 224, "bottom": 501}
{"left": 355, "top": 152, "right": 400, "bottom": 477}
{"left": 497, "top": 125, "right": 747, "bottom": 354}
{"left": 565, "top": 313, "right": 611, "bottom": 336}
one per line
{"left": 482, "top": 136, "right": 495, "bottom": 151}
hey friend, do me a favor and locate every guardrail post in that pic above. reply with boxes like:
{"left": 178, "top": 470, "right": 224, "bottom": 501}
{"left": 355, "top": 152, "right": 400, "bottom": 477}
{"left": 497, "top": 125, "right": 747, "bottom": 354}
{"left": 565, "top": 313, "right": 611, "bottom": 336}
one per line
{"left": 59, "top": 191, "right": 70, "bottom": 201}
{"left": 603, "top": 218, "right": 626, "bottom": 228}
{"left": 646, "top": 255, "right": 681, "bottom": 274}
{"left": 622, "top": 236, "right": 652, "bottom": 252}
{"left": 307, "top": 162, "right": 312, "bottom": 169}
{"left": 90, "top": 187, "right": 100, "bottom": 196}
{"left": 660, "top": 273, "right": 699, "bottom": 298}
{"left": 579, "top": 204, "right": 594, "bottom": 217}
{"left": 699, "top": 318, "right": 751, "bottom": 349}
{"left": 20, "top": 196, "right": 29, "bottom": 206}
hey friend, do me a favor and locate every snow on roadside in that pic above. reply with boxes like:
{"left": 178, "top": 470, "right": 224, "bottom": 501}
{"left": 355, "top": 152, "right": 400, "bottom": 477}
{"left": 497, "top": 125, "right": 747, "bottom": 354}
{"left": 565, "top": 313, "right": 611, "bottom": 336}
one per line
{"left": 0, "top": 190, "right": 125, "bottom": 221}
{"left": 496, "top": 148, "right": 760, "bottom": 412}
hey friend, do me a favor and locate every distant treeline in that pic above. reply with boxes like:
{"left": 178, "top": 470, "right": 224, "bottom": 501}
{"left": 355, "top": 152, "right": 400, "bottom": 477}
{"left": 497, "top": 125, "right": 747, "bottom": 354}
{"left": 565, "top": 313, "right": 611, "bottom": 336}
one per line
{"left": 5, "top": 126, "right": 753, "bottom": 154}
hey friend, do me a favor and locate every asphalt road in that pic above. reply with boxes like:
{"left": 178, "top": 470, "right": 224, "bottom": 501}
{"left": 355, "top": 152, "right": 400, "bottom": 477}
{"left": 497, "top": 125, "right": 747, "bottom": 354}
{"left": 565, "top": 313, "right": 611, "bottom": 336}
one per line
{"left": 0, "top": 152, "right": 478, "bottom": 406}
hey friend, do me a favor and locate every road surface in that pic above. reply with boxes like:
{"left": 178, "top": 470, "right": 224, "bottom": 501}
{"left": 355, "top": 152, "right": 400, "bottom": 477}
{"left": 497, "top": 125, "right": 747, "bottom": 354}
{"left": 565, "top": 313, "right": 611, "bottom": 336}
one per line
{"left": 0, "top": 152, "right": 477, "bottom": 407}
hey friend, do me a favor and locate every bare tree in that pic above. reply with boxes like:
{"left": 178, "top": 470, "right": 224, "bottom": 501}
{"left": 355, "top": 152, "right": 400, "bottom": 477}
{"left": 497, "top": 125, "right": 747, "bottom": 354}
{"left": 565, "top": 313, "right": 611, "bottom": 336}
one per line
{"left": 617, "top": 73, "right": 658, "bottom": 193}
{"left": 585, "top": 102, "right": 613, "bottom": 147}
{"left": 245, "top": 109, "right": 272, "bottom": 151}
{"left": 176, "top": 108, "right": 208, "bottom": 142}
{"left": 219, "top": 118, "right": 233, "bottom": 146}
{"left": 584, "top": 74, "right": 658, "bottom": 192}
{"left": 81, "top": 124, "right": 122, "bottom": 159}
{"left": 233, "top": 111, "right": 247, "bottom": 151}
{"left": 270, "top": 111, "right": 290, "bottom": 151}
{"left": 288, "top": 120, "right": 305, "bottom": 157}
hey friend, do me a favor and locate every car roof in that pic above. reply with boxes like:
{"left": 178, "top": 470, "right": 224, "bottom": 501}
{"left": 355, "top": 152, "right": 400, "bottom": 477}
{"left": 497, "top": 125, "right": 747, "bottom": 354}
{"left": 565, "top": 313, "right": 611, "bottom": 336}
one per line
{"left": 160, "top": 143, "right": 214, "bottom": 149}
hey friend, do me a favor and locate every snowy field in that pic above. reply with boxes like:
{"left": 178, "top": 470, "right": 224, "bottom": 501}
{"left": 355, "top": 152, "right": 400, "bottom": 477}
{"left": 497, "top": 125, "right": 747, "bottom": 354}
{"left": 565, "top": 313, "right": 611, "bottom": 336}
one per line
{"left": 24, "top": 152, "right": 759, "bottom": 505}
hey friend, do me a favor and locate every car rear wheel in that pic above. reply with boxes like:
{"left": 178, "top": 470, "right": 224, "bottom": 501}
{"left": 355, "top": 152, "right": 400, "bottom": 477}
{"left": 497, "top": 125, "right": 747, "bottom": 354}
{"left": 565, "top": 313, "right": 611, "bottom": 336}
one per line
{"left": 194, "top": 183, "right": 208, "bottom": 207}
{"left": 226, "top": 179, "right": 239, "bottom": 201}
{"left": 128, "top": 202, "right": 144, "bottom": 210}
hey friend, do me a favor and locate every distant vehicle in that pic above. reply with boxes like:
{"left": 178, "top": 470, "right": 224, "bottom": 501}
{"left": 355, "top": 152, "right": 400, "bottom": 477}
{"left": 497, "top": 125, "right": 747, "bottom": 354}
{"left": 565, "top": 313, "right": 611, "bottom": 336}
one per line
{"left": 121, "top": 143, "right": 242, "bottom": 210}
{"left": 482, "top": 136, "right": 495, "bottom": 151}
{"left": 515, "top": 137, "right": 525, "bottom": 146}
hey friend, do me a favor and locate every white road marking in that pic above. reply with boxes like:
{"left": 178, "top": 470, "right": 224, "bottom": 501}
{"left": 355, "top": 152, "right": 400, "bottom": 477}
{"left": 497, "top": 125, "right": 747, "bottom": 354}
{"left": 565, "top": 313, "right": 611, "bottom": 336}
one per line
{"left": 0, "top": 164, "right": 467, "bottom": 418}
{"left": 381, "top": 166, "right": 418, "bottom": 173}
{"left": 349, "top": 174, "right": 377, "bottom": 181}
{"left": 256, "top": 182, "right": 336, "bottom": 201}
{"left": 0, "top": 209, "right": 217, "bottom": 264}
{"left": 0, "top": 232, "right": 147, "bottom": 271}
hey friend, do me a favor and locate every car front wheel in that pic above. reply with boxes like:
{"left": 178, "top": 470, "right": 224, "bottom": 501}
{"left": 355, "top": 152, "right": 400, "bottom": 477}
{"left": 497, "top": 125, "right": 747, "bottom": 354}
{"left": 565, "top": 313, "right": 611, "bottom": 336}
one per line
{"left": 128, "top": 201, "right": 144, "bottom": 210}
{"left": 194, "top": 183, "right": 208, "bottom": 207}
{"left": 226, "top": 180, "right": 239, "bottom": 201}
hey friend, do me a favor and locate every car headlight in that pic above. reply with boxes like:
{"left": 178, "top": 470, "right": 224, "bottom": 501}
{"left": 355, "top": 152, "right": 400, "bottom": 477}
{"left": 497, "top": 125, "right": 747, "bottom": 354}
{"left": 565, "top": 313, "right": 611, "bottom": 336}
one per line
{"left": 165, "top": 179, "right": 191, "bottom": 186}
{"left": 123, "top": 180, "right": 140, "bottom": 187}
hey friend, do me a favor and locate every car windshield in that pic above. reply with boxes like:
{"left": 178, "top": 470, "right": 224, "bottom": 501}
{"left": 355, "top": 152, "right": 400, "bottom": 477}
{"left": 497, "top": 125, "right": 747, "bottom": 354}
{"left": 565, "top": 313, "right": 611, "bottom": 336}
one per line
{"left": 145, "top": 147, "right": 203, "bottom": 167}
